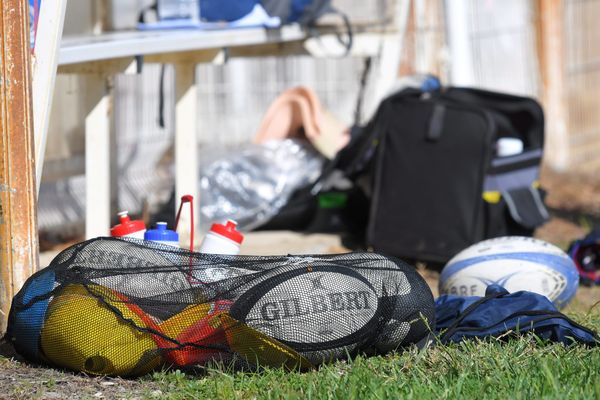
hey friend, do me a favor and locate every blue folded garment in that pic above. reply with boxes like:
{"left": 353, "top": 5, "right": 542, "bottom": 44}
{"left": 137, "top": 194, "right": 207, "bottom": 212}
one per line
{"left": 435, "top": 284, "right": 599, "bottom": 346}
{"left": 138, "top": 4, "right": 280, "bottom": 31}
{"left": 201, "top": 0, "right": 258, "bottom": 22}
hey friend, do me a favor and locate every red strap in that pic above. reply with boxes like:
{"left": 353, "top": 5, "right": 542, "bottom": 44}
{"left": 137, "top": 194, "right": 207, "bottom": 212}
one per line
{"left": 175, "top": 195, "right": 194, "bottom": 253}
{"left": 175, "top": 195, "right": 200, "bottom": 284}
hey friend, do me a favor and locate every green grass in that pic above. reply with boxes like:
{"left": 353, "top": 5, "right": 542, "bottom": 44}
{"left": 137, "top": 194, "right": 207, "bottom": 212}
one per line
{"left": 148, "top": 313, "right": 600, "bottom": 400}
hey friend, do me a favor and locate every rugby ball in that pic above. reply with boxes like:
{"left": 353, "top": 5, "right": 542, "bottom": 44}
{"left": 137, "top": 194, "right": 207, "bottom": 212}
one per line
{"left": 229, "top": 265, "right": 381, "bottom": 364}
{"left": 439, "top": 237, "right": 579, "bottom": 308}
{"left": 40, "top": 284, "right": 160, "bottom": 376}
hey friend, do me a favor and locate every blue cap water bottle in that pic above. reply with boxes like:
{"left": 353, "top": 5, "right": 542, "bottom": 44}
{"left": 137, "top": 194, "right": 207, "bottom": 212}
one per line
{"left": 144, "top": 222, "right": 180, "bottom": 248}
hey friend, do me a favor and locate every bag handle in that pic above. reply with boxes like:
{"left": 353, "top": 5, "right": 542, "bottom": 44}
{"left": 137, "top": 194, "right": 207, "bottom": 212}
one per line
{"left": 426, "top": 104, "right": 445, "bottom": 142}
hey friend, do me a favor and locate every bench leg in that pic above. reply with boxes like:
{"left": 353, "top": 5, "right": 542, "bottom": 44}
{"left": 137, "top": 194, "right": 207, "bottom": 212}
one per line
{"left": 85, "top": 75, "right": 112, "bottom": 239}
{"left": 174, "top": 63, "right": 199, "bottom": 248}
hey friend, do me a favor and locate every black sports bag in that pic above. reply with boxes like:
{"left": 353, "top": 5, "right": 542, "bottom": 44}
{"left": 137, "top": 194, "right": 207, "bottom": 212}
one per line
{"left": 356, "top": 86, "right": 549, "bottom": 263}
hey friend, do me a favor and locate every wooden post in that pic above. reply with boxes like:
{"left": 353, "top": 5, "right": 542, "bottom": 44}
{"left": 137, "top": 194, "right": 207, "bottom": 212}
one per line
{"left": 0, "top": 0, "right": 40, "bottom": 331}
{"left": 398, "top": 0, "right": 416, "bottom": 76}
{"left": 174, "top": 63, "right": 199, "bottom": 247}
{"left": 413, "top": 0, "right": 447, "bottom": 79}
{"left": 537, "top": 0, "right": 569, "bottom": 171}
{"left": 399, "top": 0, "right": 448, "bottom": 80}
{"left": 84, "top": 75, "right": 113, "bottom": 239}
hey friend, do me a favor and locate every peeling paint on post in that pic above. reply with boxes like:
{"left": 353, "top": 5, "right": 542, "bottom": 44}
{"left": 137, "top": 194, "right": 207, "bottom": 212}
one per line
{"left": 0, "top": 0, "right": 40, "bottom": 332}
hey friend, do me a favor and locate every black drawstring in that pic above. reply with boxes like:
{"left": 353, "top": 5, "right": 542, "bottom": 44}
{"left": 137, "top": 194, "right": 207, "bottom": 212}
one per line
{"left": 138, "top": 1, "right": 158, "bottom": 24}
{"left": 158, "top": 65, "right": 166, "bottom": 129}
{"left": 354, "top": 57, "right": 372, "bottom": 126}
{"left": 438, "top": 291, "right": 505, "bottom": 342}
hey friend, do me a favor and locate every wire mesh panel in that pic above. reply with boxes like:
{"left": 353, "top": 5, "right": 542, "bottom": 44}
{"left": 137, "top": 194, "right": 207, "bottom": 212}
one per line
{"left": 38, "top": 66, "right": 174, "bottom": 235}
{"left": 447, "top": 0, "right": 540, "bottom": 97}
{"left": 114, "top": 66, "right": 174, "bottom": 216}
{"left": 328, "top": 0, "right": 390, "bottom": 26}
{"left": 195, "top": 56, "right": 367, "bottom": 148}
{"left": 37, "top": 0, "right": 404, "bottom": 234}
{"left": 8, "top": 238, "right": 435, "bottom": 376}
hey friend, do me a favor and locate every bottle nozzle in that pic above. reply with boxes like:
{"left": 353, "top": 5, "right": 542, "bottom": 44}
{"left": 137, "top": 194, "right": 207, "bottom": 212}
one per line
{"left": 117, "top": 211, "right": 130, "bottom": 223}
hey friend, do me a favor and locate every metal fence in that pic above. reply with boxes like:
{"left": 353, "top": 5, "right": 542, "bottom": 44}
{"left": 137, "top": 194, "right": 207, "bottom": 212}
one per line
{"left": 446, "top": 0, "right": 540, "bottom": 97}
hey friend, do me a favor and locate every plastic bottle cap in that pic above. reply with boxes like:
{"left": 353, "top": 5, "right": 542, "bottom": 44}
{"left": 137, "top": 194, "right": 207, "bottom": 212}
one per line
{"left": 496, "top": 138, "right": 524, "bottom": 157}
{"left": 110, "top": 211, "right": 146, "bottom": 237}
{"left": 145, "top": 222, "right": 179, "bottom": 242}
{"left": 210, "top": 220, "right": 244, "bottom": 244}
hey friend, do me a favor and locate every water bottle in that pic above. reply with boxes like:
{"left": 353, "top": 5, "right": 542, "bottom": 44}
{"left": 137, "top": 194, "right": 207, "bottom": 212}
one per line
{"left": 199, "top": 220, "right": 244, "bottom": 255}
{"left": 110, "top": 211, "right": 146, "bottom": 239}
{"left": 144, "top": 223, "right": 190, "bottom": 292}
{"left": 144, "top": 222, "right": 180, "bottom": 248}
{"left": 192, "top": 220, "right": 245, "bottom": 283}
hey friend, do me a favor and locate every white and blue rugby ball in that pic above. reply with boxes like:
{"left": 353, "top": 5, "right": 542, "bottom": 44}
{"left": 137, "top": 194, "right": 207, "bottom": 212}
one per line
{"left": 439, "top": 236, "right": 579, "bottom": 308}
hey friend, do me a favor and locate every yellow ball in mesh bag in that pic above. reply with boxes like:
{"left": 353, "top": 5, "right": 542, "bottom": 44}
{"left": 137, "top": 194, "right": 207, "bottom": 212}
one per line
{"left": 40, "top": 284, "right": 161, "bottom": 376}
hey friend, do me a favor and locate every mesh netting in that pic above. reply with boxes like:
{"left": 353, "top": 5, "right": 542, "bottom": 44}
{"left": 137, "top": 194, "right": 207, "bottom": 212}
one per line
{"left": 7, "top": 237, "right": 435, "bottom": 376}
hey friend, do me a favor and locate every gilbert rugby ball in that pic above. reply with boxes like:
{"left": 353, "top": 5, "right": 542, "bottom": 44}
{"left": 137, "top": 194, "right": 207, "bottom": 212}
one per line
{"left": 439, "top": 236, "right": 579, "bottom": 308}
{"left": 230, "top": 265, "right": 381, "bottom": 363}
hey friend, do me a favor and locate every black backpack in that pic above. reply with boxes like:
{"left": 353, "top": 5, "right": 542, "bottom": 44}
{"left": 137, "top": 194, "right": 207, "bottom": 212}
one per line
{"left": 340, "top": 86, "right": 549, "bottom": 263}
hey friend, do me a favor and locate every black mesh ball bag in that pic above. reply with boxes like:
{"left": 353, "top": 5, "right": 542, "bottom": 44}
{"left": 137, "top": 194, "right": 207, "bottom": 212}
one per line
{"left": 7, "top": 237, "right": 435, "bottom": 376}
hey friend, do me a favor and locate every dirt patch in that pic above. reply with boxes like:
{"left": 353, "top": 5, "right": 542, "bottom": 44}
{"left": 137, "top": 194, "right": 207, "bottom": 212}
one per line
{"left": 0, "top": 342, "right": 162, "bottom": 400}
{"left": 566, "top": 286, "right": 600, "bottom": 314}
{"left": 542, "top": 168, "right": 600, "bottom": 217}
{"left": 534, "top": 217, "right": 587, "bottom": 250}
{"left": 0, "top": 364, "right": 159, "bottom": 400}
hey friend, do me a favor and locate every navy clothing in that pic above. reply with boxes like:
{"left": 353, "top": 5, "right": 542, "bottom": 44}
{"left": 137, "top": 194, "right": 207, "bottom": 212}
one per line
{"left": 435, "top": 285, "right": 599, "bottom": 346}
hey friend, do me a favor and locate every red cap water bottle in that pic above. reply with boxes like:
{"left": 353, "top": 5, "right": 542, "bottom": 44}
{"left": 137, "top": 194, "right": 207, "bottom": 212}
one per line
{"left": 199, "top": 220, "right": 244, "bottom": 255}
{"left": 110, "top": 211, "right": 146, "bottom": 239}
